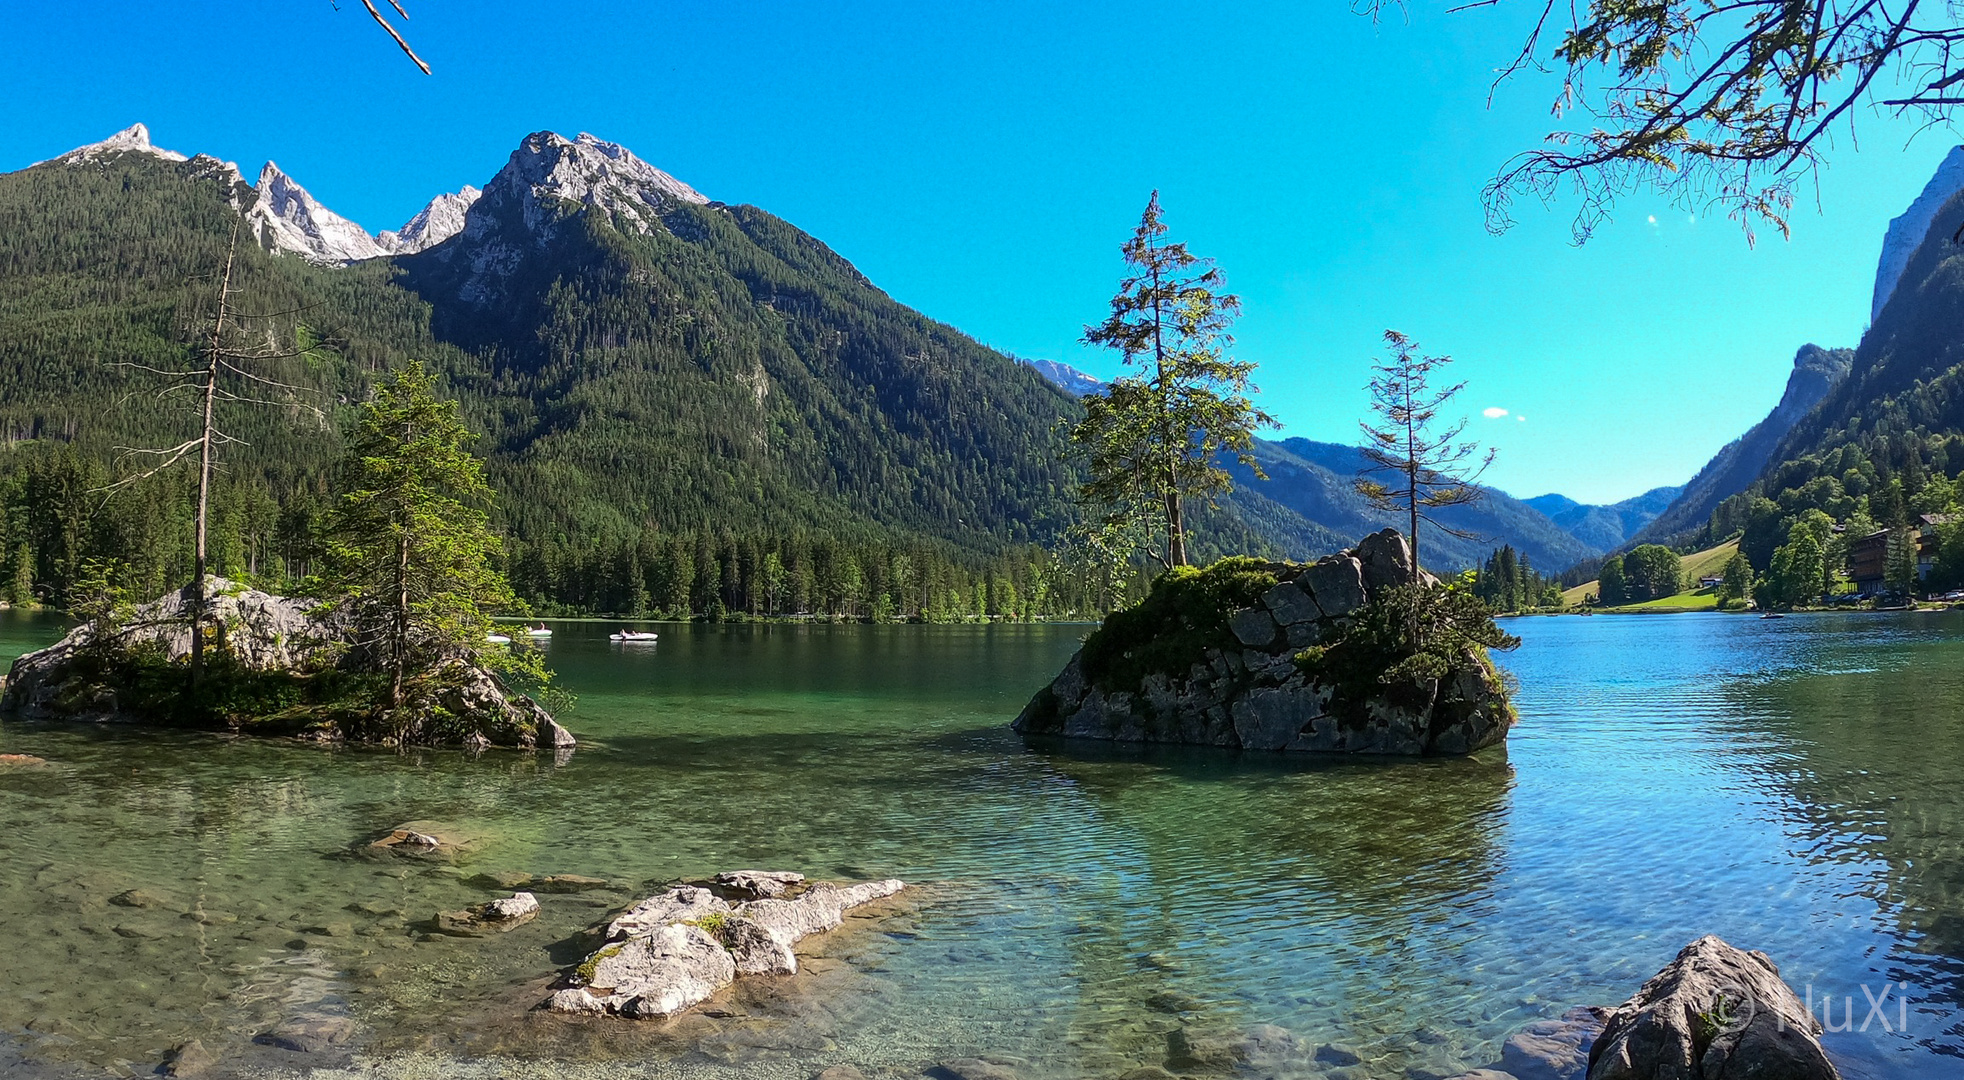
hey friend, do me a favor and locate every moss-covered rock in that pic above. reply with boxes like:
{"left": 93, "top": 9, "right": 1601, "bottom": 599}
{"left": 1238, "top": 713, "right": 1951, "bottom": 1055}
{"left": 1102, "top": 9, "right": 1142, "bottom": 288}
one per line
{"left": 0, "top": 577, "right": 572, "bottom": 750}
{"left": 1014, "top": 530, "right": 1516, "bottom": 756}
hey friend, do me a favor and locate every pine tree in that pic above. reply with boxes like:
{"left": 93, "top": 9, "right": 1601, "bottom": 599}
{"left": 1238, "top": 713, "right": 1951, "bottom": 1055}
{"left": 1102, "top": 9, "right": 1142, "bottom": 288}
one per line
{"left": 316, "top": 362, "right": 530, "bottom": 707}
{"left": 1356, "top": 330, "right": 1494, "bottom": 571}
{"left": 1075, "top": 192, "right": 1275, "bottom": 568}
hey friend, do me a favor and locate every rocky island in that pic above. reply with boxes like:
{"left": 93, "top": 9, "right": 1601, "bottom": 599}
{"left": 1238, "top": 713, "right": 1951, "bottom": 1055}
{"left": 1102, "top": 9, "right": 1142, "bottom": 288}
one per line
{"left": 0, "top": 577, "right": 571, "bottom": 750}
{"left": 1015, "top": 530, "right": 1517, "bottom": 755}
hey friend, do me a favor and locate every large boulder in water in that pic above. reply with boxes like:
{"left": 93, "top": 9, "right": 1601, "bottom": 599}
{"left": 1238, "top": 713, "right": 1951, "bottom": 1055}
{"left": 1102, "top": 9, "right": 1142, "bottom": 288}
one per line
{"left": 1014, "top": 530, "right": 1514, "bottom": 756}
{"left": 0, "top": 577, "right": 571, "bottom": 750}
{"left": 1587, "top": 936, "right": 1839, "bottom": 1080}
{"left": 550, "top": 873, "right": 906, "bottom": 1018}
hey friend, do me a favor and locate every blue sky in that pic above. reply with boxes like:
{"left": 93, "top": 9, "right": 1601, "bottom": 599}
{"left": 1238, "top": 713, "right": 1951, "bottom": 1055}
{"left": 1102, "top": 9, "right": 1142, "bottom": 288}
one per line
{"left": 2, "top": 1, "right": 1955, "bottom": 504}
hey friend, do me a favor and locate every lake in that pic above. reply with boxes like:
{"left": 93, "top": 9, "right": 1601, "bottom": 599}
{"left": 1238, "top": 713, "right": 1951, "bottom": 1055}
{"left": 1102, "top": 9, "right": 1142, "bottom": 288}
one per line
{"left": 1, "top": 611, "right": 1962, "bottom": 1079}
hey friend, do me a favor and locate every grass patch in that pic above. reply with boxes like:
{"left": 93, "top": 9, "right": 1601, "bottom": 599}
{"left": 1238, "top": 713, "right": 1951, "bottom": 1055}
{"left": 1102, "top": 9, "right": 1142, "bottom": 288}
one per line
{"left": 1563, "top": 539, "right": 1741, "bottom": 610}
{"left": 574, "top": 942, "right": 624, "bottom": 984}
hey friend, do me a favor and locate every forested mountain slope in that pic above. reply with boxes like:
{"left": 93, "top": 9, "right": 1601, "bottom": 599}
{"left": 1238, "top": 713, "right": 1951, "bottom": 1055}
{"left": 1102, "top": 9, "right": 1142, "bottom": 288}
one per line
{"left": 0, "top": 131, "right": 1106, "bottom": 614}
{"left": 1632, "top": 344, "right": 1852, "bottom": 547}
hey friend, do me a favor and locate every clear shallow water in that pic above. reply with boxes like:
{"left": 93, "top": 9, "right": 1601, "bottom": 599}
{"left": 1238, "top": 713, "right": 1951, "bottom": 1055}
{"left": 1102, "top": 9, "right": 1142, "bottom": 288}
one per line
{"left": 1, "top": 613, "right": 1963, "bottom": 1078}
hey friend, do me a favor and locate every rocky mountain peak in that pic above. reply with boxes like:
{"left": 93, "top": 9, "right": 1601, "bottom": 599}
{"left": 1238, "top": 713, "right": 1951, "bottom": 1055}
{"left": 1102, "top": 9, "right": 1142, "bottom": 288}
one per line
{"left": 243, "top": 161, "right": 390, "bottom": 265}
{"left": 1873, "top": 145, "right": 1964, "bottom": 322}
{"left": 41, "top": 123, "right": 190, "bottom": 167}
{"left": 378, "top": 185, "right": 481, "bottom": 254}
{"left": 466, "top": 130, "right": 709, "bottom": 243}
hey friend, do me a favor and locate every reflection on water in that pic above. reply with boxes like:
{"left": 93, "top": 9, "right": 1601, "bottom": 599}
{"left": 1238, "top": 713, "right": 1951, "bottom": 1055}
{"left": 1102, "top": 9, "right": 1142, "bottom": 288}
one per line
{"left": 0, "top": 613, "right": 1962, "bottom": 1078}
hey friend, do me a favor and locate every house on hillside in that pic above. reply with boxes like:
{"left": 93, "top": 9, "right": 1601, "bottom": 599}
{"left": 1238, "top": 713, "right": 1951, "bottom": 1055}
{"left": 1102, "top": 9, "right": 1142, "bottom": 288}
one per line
{"left": 1850, "top": 514, "right": 1951, "bottom": 594}
{"left": 1699, "top": 575, "right": 1724, "bottom": 589}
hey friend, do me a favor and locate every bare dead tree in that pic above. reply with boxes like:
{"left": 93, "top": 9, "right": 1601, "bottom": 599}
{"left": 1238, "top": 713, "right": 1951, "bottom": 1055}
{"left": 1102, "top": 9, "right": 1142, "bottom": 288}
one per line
{"left": 338, "top": 0, "right": 431, "bottom": 74}
{"left": 101, "top": 222, "right": 327, "bottom": 686}
{"left": 1362, "top": 0, "right": 1964, "bottom": 243}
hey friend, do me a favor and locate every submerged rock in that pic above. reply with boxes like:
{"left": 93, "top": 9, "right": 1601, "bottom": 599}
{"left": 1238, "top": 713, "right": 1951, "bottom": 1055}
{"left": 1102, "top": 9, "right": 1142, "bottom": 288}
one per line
{"left": 1499, "top": 1007, "right": 1604, "bottom": 1080}
{"left": 363, "top": 821, "right": 484, "bottom": 862}
{"left": 1014, "top": 530, "right": 1513, "bottom": 756}
{"left": 1587, "top": 936, "right": 1838, "bottom": 1080}
{"left": 434, "top": 891, "right": 540, "bottom": 936}
{"left": 552, "top": 872, "right": 905, "bottom": 1019}
{"left": 0, "top": 576, "right": 572, "bottom": 751}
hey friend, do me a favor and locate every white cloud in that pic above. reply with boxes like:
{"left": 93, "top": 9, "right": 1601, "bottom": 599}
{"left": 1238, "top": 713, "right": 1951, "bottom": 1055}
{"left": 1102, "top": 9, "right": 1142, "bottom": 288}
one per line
{"left": 1517, "top": 415, "right": 1527, "bottom": 422}
{"left": 1482, "top": 407, "right": 1509, "bottom": 419}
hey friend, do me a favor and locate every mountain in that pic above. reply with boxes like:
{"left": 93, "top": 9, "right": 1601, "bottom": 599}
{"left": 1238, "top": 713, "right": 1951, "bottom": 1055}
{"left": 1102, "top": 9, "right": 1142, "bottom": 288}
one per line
{"left": 1022, "top": 358, "right": 1106, "bottom": 396}
{"left": 1873, "top": 145, "right": 1964, "bottom": 323}
{"left": 1524, "top": 486, "right": 1682, "bottom": 551}
{"left": 1629, "top": 344, "right": 1853, "bottom": 546}
{"left": 1020, "top": 360, "right": 1599, "bottom": 570}
{"left": 0, "top": 124, "right": 1109, "bottom": 614}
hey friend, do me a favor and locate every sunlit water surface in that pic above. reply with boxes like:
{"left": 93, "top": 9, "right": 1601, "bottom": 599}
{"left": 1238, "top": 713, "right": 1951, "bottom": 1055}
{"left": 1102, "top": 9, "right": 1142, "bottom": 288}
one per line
{"left": 3, "top": 612, "right": 1964, "bottom": 1079}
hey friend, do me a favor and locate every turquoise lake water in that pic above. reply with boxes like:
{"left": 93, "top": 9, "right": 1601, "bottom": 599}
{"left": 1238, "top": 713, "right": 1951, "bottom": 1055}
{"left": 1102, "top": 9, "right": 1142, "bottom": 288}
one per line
{"left": 2, "top": 611, "right": 1963, "bottom": 1078}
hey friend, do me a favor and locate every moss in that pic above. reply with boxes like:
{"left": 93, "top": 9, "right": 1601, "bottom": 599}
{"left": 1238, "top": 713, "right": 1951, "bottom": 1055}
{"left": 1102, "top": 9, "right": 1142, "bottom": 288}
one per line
{"left": 1079, "top": 557, "right": 1281, "bottom": 691}
{"left": 574, "top": 942, "right": 624, "bottom": 984}
{"left": 687, "top": 910, "right": 731, "bottom": 935}
{"left": 1294, "top": 584, "right": 1520, "bottom": 719}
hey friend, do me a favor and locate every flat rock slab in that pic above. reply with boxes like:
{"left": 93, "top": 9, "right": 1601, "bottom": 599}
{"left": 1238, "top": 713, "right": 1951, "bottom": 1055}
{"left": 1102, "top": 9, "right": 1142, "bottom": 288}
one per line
{"left": 468, "top": 870, "right": 611, "bottom": 892}
{"left": 553, "top": 873, "right": 906, "bottom": 1019}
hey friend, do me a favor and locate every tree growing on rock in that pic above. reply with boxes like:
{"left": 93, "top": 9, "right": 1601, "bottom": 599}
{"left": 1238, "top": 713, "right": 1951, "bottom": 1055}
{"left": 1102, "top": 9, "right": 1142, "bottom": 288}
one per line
{"left": 317, "top": 362, "right": 539, "bottom": 709}
{"left": 1355, "top": 330, "right": 1493, "bottom": 574}
{"left": 1074, "top": 191, "right": 1275, "bottom": 569}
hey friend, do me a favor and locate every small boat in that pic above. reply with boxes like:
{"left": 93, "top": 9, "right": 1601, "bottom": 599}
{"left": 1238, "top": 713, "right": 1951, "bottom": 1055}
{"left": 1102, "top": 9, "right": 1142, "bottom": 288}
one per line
{"left": 1759, "top": 613, "right": 1786, "bottom": 620}
{"left": 525, "top": 624, "right": 553, "bottom": 638}
{"left": 610, "top": 630, "right": 660, "bottom": 642}
{"left": 486, "top": 633, "right": 512, "bottom": 644}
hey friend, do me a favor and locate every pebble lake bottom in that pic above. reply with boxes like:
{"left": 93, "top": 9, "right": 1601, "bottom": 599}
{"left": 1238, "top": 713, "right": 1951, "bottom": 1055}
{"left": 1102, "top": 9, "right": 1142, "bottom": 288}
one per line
{"left": 0, "top": 611, "right": 1961, "bottom": 1078}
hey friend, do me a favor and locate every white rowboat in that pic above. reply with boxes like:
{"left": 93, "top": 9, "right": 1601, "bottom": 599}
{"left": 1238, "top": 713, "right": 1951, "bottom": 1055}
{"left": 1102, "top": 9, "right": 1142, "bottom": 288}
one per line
{"left": 610, "top": 631, "right": 659, "bottom": 642}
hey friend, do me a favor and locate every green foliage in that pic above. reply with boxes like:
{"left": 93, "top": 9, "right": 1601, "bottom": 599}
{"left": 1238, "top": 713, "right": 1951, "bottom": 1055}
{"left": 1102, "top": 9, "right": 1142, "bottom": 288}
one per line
{"left": 1469, "top": 545, "right": 1563, "bottom": 612}
{"left": 1621, "top": 544, "right": 1683, "bottom": 602}
{"left": 1762, "top": 522, "right": 1826, "bottom": 610}
{"left": 1717, "top": 551, "right": 1754, "bottom": 608}
{"left": 1078, "top": 557, "right": 1281, "bottom": 690}
{"left": 1597, "top": 554, "right": 1627, "bottom": 605}
{"left": 1074, "top": 192, "right": 1274, "bottom": 568}
{"left": 1355, "top": 330, "right": 1493, "bottom": 571}
{"left": 1885, "top": 528, "right": 1921, "bottom": 602}
{"left": 1297, "top": 584, "right": 1519, "bottom": 711}
{"left": 316, "top": 362, "right": 537, "bottom": 706}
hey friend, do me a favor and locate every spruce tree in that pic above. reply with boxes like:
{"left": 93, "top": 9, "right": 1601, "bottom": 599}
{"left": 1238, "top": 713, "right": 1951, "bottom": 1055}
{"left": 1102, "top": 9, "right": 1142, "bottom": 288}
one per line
{"left": 1075, "top": 192, "right": 1275, "bottom": 568}
{"left": 317, "top": 362, "right": 530, "bottom": 707}
{"left": 1356, "top": 330, "right": 1494, "bottom": 571}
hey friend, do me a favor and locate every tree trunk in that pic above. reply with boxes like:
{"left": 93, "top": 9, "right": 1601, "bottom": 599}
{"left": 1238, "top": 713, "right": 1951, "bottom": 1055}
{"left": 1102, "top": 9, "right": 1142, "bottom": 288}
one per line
{"left": 191, "top": 225, "right": 240, "bottom": 690}
{"left": 391, "top": 528, "right": 410, "bottom": 707}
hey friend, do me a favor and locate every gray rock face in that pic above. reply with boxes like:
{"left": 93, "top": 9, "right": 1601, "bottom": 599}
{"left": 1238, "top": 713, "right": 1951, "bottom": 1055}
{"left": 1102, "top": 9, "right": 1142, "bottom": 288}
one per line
{"left": 1228, "top": 607, "right": 1279, "bottom": 647}
{"left": 1300, "top": 555, "right": 1368, "bottom": 617}
{"left": 556, "top": 873, "right": 906, "bottom": 1019}
{"left": 1587, "top": 936, "right": 1839, "bottom": 1080}
{"left": 606, "top": 885, "right": 729, "bottom": 941}
{"left": 1014, "top": 530, "right": 1513, "bottom": 757}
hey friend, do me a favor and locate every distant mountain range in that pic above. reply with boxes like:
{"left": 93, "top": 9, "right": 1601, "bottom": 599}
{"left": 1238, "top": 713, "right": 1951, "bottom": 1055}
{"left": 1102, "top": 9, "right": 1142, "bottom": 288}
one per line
{"left": 1524, "top": 487, "right": 1683, "bottom": 551}
{"left": 1022, "top": 359, "right": 1618, "bottom": 571}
